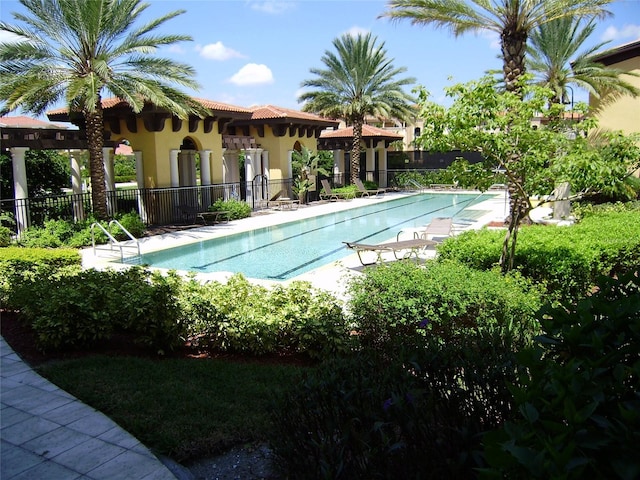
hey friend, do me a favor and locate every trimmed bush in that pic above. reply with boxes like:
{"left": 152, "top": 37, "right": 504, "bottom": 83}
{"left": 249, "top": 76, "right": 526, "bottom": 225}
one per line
{"left": 437, "top": 209, "right": 640, "bottom": 301}
{"left": 347, "top": 260, "right": 542, "bottom": 350}
{"left": 483, "top": 271, "right": 640, "bottom": 479}
{"left": 180, "top": 274, "right": 350, "bottom": 359}
{"left": 208, "top": 198, "right": 251, "bottom": 220}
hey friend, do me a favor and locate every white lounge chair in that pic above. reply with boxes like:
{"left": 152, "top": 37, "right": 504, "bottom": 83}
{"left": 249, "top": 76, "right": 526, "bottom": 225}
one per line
{"left": 354, "top": 178, "right": 385, "bottom": 198}
{"left": 344, "top": 238, "right": 437, "bottom": 266}
{"left": 320, "top": 179, "right": 351, "bottom": 201}
{"left": 396, "top": 217, "right": 453, "bottom": 242}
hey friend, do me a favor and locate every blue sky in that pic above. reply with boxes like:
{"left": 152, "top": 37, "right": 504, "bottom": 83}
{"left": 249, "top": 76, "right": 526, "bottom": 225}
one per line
{"left": 1, "top": 0, "right": 640, "bottom": 113}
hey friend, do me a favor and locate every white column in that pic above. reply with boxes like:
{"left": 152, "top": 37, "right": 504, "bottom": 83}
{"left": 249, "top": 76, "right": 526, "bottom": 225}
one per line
{"left": 366, "top": 145, "right": 376, "bottom": 182}
{"left": 134, "top": 151, "right": 147, "bottom": 223}
{"left": 200, "top": 149, "right": 212, "bottom": 186}
{"left": 244, "top": 148, "right": 264, "bottom": 206}
{"left": 102, "top": 147, "right": 115, "bottom": 191}
{"left": 333, "top": 149, "right": 344, "bottom": 184}
{"left": 169, "top": 149, "right": 180, "bottom": 187}
{"left": 262, "top": 150, "right": 270, "bottom": 181}
{"left": 70, "top": 151, "right": 85, "bottom": 221}
{"left": 102, "top": 147, "right": 115, "bottom": 216}
{"left": 10, "top": 147, "right": 29, "bottom": 234}
{"left": 379, "top": 145, "right": 388, "bottom": 188}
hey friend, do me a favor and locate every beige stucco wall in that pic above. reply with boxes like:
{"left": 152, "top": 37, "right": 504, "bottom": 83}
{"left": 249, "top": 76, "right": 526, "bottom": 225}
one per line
{"left": 251, "top": 126, "right": 319, "bottom": 181}
{"left": 590, "top": 56, "right": 640, "bottom": 136}
{"left": 107, "top": 117, "right": 225, "bottom": 188}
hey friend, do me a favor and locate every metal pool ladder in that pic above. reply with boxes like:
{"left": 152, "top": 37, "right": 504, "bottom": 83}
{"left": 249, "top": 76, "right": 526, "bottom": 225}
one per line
{"left": 91, "top": 220, "right": 141, "bottom": 262}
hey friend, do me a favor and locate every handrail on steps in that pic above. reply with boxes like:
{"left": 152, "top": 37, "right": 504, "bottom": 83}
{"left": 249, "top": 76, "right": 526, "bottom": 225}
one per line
{"left": 91, "top": 220, "right": 141, "bottom": 262}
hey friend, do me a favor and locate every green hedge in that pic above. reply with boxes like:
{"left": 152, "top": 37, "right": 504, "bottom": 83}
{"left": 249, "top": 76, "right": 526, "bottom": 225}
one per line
{"left": 180, "top": 274, "right": 351, "bottom": 360}
{"left": 437, "top": 209, "right": 640, "bottom": 301}
{"left": 347, "top": 260, "right": 542, "bottom": 350}
{"left": 208, "top": 198, "right": 251, "bottom": 220}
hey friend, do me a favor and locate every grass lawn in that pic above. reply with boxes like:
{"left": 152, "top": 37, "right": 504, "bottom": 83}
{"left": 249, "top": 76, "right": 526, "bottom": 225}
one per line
{"left": 37, "top": 356, "right": 305, "bottom": 462}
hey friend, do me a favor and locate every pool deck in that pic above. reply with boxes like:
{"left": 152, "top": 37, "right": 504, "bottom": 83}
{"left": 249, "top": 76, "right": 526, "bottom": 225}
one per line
{"left": 82, "top": 189, "right": 509, "bottom": 299}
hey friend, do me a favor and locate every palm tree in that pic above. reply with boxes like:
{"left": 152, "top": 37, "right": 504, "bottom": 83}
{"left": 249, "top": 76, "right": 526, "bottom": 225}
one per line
{"left": 299, "top": 33, "right": 416, "bottom": 184}
{"left": 0, "top": 0, "right": 207, "bottom": 218}
{"left": 528, "top": 17, "right": 639, "bottom": 106}
{"left": 380, "top": 0, "right": 613, "bottom": 271}
{"left": 380, "top": 0, "right": 613, "bottom": 92}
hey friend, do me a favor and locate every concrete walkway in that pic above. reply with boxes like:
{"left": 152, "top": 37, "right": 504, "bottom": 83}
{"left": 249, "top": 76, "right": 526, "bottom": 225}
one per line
{"left": 1, "top": 336, "right": 177, "bottom": 480}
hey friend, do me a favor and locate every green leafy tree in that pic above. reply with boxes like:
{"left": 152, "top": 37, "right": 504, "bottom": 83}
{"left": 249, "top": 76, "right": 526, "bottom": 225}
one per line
{"left": 417, "top": 76, "right": 580, "bottom": 271}
{"left": 528, "top": 17, "right": 639, "bottom": 106}
{"left": 380, "top": 0, "right": 613, "bottom": 93}
{"left": 0, "top": 0, "right": 208, "bottom": 218}
{"left": 1, "top": 150, "right": 70, "bottom": 198}
{"left": 299, "top": 33, "right": 416, "bottom": 184}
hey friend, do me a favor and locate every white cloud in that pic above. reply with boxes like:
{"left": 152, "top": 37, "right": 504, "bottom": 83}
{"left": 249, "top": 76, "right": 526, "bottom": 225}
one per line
{"left": 344, "top": 26, "right": 369, "bottom": 38}
{"left": 601, "top": 24, "right": 640, "bottom": 42}
{"left": 229, "top": 64, "right": 274, "bottom": 86}
{"left": 477, "top": 29, "right": 501, "bottom": 50}
{"left": 167, "top": 45, "right": 186, "bottom": 55}
{"left": 197, "top": 42, "right": 244, "bottom": 61}
{"left": 249, "top": 1, "right": 295, "bottom": 14}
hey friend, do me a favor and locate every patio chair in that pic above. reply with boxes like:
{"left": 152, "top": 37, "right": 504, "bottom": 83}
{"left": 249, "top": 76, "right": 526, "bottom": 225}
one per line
{"left": 396, "top": 217, "right": 453, "bottom": 242}
{"left": 344, "top": 238, "right": 436, "bottom": 266}
{"left": 256, "top": 190, "right": 283, "bottom": 210}
{"left": 354, "top": 178, "right": 385, "bottom": 198}
{"left": 320, "top": 179, "right": 350, "bottom": 201}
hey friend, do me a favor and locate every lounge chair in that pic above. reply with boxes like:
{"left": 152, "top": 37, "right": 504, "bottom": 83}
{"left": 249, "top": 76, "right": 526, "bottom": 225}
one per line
{"left": 320, "top": 179, "right": 350, "bottom": 201}
{"left": 396, "top": 217, "right": 453, "bottom": 242}
{"left": 354, "top": 178, "right": 385, "bottom": 198}
{"left": 344, "top": 238, "right": 437, "bottom": 266}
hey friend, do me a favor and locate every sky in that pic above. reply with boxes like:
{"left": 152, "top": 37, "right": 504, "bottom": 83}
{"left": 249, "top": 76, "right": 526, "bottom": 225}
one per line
{"left": 1, "top": 0, "right": 640, "bottom": 115}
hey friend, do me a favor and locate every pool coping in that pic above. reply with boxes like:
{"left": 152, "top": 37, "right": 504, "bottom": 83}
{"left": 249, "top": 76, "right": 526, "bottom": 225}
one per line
{"left": 81, "top": 190, "right": 508, "bottom": 296}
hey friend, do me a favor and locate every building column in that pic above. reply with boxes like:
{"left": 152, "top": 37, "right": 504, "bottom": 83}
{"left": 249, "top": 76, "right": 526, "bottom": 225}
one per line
{"left": 365, "top": 145, "right": 376, "bottom": 182}
{"left": 200, "top": 150, "right": 212, "bottom": 186}
{"left": 10, "top": 147, "right": 29, "bottom": 235}
{"left": 169, "top": 149, "right": 180, "bottom": 187}
{"left": 134, "top": 151, "right": 147, "bottom": 223}
{"left": 379, "top": 145, "right": 388, "bottom": 188}
{"left": 333, "top": 149, "right": 344, "bottom": 184}
{"left": 102, "top": 147, "right": 115, "bottom": 215}
{"left": 244, "top": 148, "right": 264, "bottom": 206}
{"left": 70, "top": 151, "right": 85, "bottom": 222}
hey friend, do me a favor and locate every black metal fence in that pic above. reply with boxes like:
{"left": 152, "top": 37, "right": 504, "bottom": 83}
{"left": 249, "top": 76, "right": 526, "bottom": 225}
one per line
{"left": 1, "top": 169, "right": 451, "bottom": 232}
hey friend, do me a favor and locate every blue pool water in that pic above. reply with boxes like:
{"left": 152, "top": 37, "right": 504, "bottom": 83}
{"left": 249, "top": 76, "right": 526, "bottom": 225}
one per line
{"left": 126, "top": 193, "right": 494, "bottom": 280}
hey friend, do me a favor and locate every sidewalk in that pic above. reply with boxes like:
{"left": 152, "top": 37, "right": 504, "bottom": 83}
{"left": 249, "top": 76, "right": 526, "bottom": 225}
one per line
{"left": 1, "top": 336, "right": 178, "bottom": 480}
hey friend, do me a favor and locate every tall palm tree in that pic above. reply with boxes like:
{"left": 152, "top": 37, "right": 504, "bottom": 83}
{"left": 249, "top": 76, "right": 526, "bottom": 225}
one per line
{"left": 380, "top": 0, "right": 613, "bottom": 92}
{"left": 528, "top": 17, "right": 639, "bottom": 106}
{"left": 0, "top": 0, "right": 207, "bottom": 218}
{"left": 380, "top": 0, "right": 612, "bottom": 271}
{"left": 299, "top": 33, "right": 416, "bottom": 184}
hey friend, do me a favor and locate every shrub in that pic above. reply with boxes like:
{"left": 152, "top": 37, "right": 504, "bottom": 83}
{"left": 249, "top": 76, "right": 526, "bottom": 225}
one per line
{"left": 208, "top": 198, "right": 251, "bottom": 220}
{"left": 437, "top": 209, "right": 640, "bottom": 301}
{"left": 112, "top": 211, "right": 146, "bottom": 240}
{"left": 0, "top": 225, "right": 12, "bottom": 247}
{"left": 347, "top": 260, "right": 541, "bottom": 350}
{"left": 270, "top": 331, "right": 519, "bottom": 479}
{"left": 483, "top": 271, "right": 640, "bottom": 479}
{"left": 7, "top": 266, "right": 186, "bottom": 352}
{"left": 180, "top": 274, "right": 349, "bottom": 359}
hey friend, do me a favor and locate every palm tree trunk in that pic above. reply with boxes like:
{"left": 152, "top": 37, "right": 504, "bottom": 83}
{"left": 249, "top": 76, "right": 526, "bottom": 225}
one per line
{"left": 501, "top": 28, "right": 527, "bottom": 93}
{"left": 84, "top": 105, "right": 108, "bottom": 219}
{"left": 351, "top": 120, "right": 363, "bottom": 184}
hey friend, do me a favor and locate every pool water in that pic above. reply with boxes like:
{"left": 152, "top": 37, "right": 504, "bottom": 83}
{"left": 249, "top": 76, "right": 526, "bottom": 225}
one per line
{"left": 125, "top": 193, "right": 493, "bottom": 280}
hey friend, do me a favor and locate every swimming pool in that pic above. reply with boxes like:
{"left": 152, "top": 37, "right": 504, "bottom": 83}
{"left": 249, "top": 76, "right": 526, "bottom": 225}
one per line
{"left": 125, "top": 193, "right": 494, "bottom": 280}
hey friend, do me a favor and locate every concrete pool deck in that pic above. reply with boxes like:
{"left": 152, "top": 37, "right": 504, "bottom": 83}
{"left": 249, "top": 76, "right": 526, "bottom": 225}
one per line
{"left": 82, "top": 189, "right": 509, "bottom": 297}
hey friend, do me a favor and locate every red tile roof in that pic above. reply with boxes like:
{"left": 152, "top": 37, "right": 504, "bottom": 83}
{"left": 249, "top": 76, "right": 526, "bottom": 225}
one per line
{"left": 0, "top": 115, "right": 67, "bottom": 129}
{"left": 47, "top": 97, "right": 253, "bottom": 115}
{"left": 320, "top": 124, "right": 403, "bottom": 139}
{"left": 250, "top": 105, "right": 337, "bottom": 122}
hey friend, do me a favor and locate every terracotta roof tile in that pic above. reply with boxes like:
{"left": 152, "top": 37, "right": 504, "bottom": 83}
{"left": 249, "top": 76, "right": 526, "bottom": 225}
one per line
{"left": 0, "top": 115, "right": 67, "bottom": 129}
{"left": 250, "top": 105, "right": 338, "bottom": 122}
{"left": 320, "top": 124, "right": 403, "bottom": 139}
